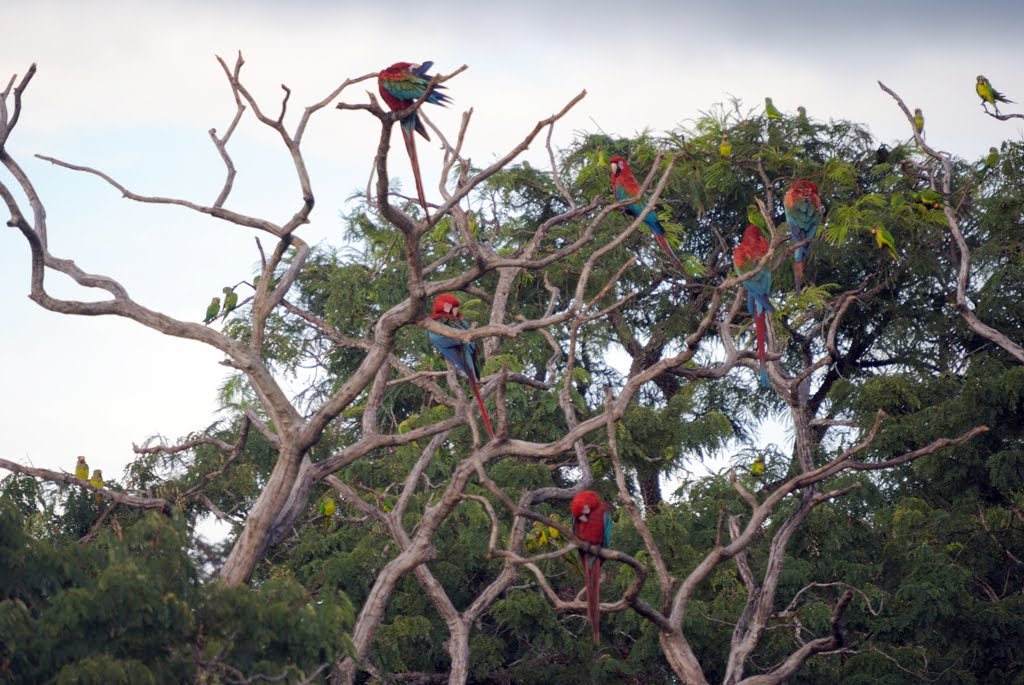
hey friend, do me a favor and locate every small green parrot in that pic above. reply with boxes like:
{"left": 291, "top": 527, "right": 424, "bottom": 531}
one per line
{"left": 764, "top": 97, "right": 783, "bottom": 120}
{"left": 719, "top": 133, "right": 732, "bottom": 158}
{"left": 913, "top": 108, "right": 925, "bottom": 135}
{"left": 911, "top": 188, "right": 943, "bottom": 210}
{"left": 75, "top": 455, "right": 89, "bottom": 481}
{"left": 318, "top": 495, "right": 336, "bottom": 532}
{"left": 90, "top": 468, "right": 104, "bottom": 503}
{"left": 984, "top": 146, "right": 1000, "bottom": 169}
{"left": 976, "top": 75, "right": 1014, "bottom": 114}
{"left": 221, "top": 286, "right": 238, "bottom": 320}
{"left": 751, "top": 455, "right": 765, "bottom": 477}
{"left": 747, "top": 204, "right": 768, "bottom": 232}
{"left": 870, "top": 224, "right": 898, "bottom": 260}
{"left": 203, "top": 297, "right": 221, "bottom": 325}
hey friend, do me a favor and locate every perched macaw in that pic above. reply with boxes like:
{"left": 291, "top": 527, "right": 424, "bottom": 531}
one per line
{"left": 90, "top": 468, "right": 104, "bottom": 504}
{"left": 784, "top": 180, "right": 823, "bottom": 292}
{"left": 318, "top": 495, "right": 336, "bottom": 532}
{"left": 733, "top": 225, "right": 774, "bottom": 386}
{"left": 719, "top": 133, "right": 732, "bottom": 158}
{"left": 764, "top": 97, "right": 783, "bottom": 120}
{"left": 976, "top": 75, "right": 1014, "bottom": 114}
{"left": 984, "top": 146, "right": 1000, "bottom": 169}
{"left": 427, "top": 294, "right": 494, "bottom": 439}
{"left": 751, "top": 455, "right": 765, "bottom": 477}
{"left": 378, "top": 61, "right": 452, "bottom": 218}
{"left": 608, "top": 156, "right": 683, "bottom": 267}
{"left": 913, "top": 108, "right": 925, "bottom": 136}
{"left": 221, "top": 287, "right": 238, "bottom": 320}
{"left": 571, "top": 490, "right": 612, "bottom": 645}
{"left": 204, "top": 297, "right": 221, "bottom": 325}
{"left": 871, "top": 224, "right": 898, "bottom": 260}
{"left": 75, "top": 455, "right": 89, "bottom": 481}
{"left": 747, "top": 204, "right": 768, "bottom": 232}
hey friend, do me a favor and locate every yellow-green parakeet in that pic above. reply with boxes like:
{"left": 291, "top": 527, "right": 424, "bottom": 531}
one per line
{"left": 764, "top": 97, "right": 783, "bottom": 120}
{"left": 984, "top": 146, "right": 1000, "bottom": 169}
{"left": 319, "top": 495, "right": 336, "bottom": 531}
{"left": 90, "top": 469, "right": 104, "bottom": 503}
{"left": 203, "top": 297, "right": 221, "bottom": 325}
{"left": 75, "top": 455, "right": 89, "bottom": 481}
{"left": 976, "top": 75, "right": 1014, "bottom": 114}
{"left": 912, "top": 108, "right": 925, "bottom": 136}
{"left": 221, "top": 287, "right": 238, "bottom": 320}
{"left": 719, "top": 133, "right": 732, "bottom": 158}
{"left": 751, "top": 456, "right": 765, "bottom": 477}
{"left": 870, "top": 224, "right": 898, "bottom": 260}
{"left": 747, "top": 204, "right": 768, "bottom": 232}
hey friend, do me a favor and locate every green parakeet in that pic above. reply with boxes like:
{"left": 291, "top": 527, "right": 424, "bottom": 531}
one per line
{"left": 764, "top": 97, "right": 783, "bottom": 119}
{"left": 719, "top": 133, "right": 732, "bottom": 158}
{"left": 90, "top": 469, "right": 104, "bottom": 503}
{"left": 976, "top": 75, "right": 1014, "bottom": 114}
{"left": 319, "top": 495, "right": 336, "bottom": 532}
{"left": 870, "top": 224, "right": 898, "bottom": 260}
{"left": 913, "top": 108, "right": 924, "bottom": 135}
{"left": 75, "top": 455, "right": 89, "bottom": 481}
{"left": 747, "top": 204, "right": 768, "bottom": 231}
{"left": 984, "top": 146, "right": 1000, "bottom": 168}
{"left": 221, "top": 287, "right": 238, "bottom": 320}
{"left": 203, "top": 297, "right": 221, "bottom": 325}
{"left": 911, "top": 189, "right": 943, "bottom": 210}
{"left": 751, "top": 455, "right": 765, "bottom": 477}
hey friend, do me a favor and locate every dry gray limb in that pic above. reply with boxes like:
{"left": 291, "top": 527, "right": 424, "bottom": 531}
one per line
{"left": 0, "top": 457, "right": 171, "bottom": 512}
{"left": 879, "top": 80, "right": 1024, "bottom": 366}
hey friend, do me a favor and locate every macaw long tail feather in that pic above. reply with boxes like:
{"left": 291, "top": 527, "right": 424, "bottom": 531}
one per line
{"left": 793, "top": 260, "right": 804, "bottom": 292}
{"left": 401, "top": 126, "right": 430, "bottom": 220}
{"left": 585, "top": 554, "right": 602, "bottom": 645}
{"left": 653, "top": 233, "right": 683, "bottom": 267}
{"left": 755, "top": 310, "right": 768, "bottom": 387}
{"left": 467, "top": 374, "right": 495, "bottom": 439}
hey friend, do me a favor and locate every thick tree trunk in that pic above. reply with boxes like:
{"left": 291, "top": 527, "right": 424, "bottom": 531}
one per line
{"left": 659, "top": 631, "right": 709, "bottom": 685}
{"left": 219, "top": 443, "right": 308, "bottom": 586}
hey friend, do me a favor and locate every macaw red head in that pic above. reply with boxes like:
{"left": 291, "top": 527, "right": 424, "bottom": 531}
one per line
{"left": 571, "top": 490, "right": 604, "bottom": 522}
{"left": 789, "top": 179, "right": 819, "bottom": 199}
{"left": 735, "top": 224, "right": 769, "bottom": 268}
{"left": 431, "top": 294, "right": 463, "bottom": 321}
{"left": 380, "top": 61, "right": 414, "bottom": 77}
{"left": 608, "top": 156, "right": 628, "bottom": 180}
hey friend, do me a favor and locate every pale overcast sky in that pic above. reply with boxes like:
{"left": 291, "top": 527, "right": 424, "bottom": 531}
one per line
{"left": 1, "top": 0, "right": 1021, "bottom": 484}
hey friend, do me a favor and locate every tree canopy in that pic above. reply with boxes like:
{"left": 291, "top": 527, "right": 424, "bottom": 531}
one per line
{"left": 2, "top": 59, "right": 1022, "bottom": 684}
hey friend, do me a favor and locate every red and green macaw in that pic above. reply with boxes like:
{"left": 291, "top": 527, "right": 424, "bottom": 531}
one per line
{"left": 784, "top": 180, "right": 823, "bottom": 291}
{"left": 571, "top": 489, "right": 612, "bottom": 645}
{"left": 378, "top": 61, "right": 451, "bottom": 218}
{"left": 608, "top": 156, "right": 683, "bottom": 267}
{"left": 733, "top": 224, "right": 774, "bottom": 386}
{"left": 428, "top": 294, "right": 494, "bottom": 439}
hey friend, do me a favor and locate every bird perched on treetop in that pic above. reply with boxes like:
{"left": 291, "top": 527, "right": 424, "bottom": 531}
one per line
{"left": 378, "top": 61, "right": 452, "bottom": 219}
{"left": 571, "top": 490, "right": 612, "bottom": 645}
{"left": 784, "top": 180, "right": 823, "bottom": 292}
{"left": 221, "top": 287, "right": 238, "bottom": 321}
{"left": 203, "top": 297, "right": 221, "bottom": 325}
{"left": 733, "top": 225, "right": 774, "bottom": 386}
{"left": 913, "top": 108, "right": 925, "bottom": 136}
{"left": 609, "top": 156, "right": 683, "bottom": 267}
{"left": 427, "top": 294, "right": 494, "bottom": 439}
{"left": 764, "top": 97, "right": 783, "bottom": 119}
{"left": 976, "top": 75, "right": 1014, "bottom": 114}
{"left": 75, "top": 455, "right": 89, "bottom": 481}
{"left": 90, "top": 469, "right": 104, "bottom": 503}
{"left": 719, "top": 133, "right": 732, "bottom": 158}
{"left": 984, "top": 146, "right": 1000, "bottom": 169}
